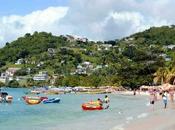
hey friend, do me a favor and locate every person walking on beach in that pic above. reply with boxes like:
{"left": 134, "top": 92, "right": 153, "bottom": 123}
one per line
{"left": 104, "top": 95, "right": 110, "bottom": 109}
{"left": 133, "top": 89, "right": 136, "bottom": 96}
{"left": 162, "top": 91, "right": 168, "bottom": 109}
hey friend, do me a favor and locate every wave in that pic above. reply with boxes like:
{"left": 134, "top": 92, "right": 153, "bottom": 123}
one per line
{"left": 126, "top": 116, "right": 133, "bottom": 121}
{"left": 109, "top": 124, "right": 124, "bottom": 130}
{"left": 137, "top": 113, "right": 148, "bottom": 118}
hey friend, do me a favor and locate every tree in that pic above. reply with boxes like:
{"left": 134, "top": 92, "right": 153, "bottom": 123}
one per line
{"left": 0, "top": 81, "right": 5, "bottom": 87}
{"left": 26, "top": 78, "right": 35, "bottom": 87}
{"left": 0, "top": 60, "right": 6, "bottom": 68}
{"left": 8, "top": 80, "right": 20, "bottom": 88}
{"left": 15, "top": 68, "right": 28, "bottom": 76}
{"left": 153, "top": 67, "right": 175, "bottom": 85}
{"left": 54, "top": 76, "right": 64, "bottom": 86}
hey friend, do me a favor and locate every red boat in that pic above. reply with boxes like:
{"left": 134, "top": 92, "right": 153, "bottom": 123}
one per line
{"left": 40, "top": 96, "right": 48, "bottom": 101}
{"left": 82, "top": 101, "right": 103, "bottom": 110}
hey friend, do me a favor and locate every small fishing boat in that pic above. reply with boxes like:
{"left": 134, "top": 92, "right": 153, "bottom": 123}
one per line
{"left": 82, "top": 101, "right": 103, "bottom": 110}
{"left": 43, "top": 98, "right": 60, "bottom": 104}
{"left": 24, "top": 96, "right": 41, "bottom": 105}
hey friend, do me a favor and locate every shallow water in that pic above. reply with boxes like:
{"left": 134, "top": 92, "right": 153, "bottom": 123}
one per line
{"left": 0, "top": 88, "right": 150, "bottom": 130}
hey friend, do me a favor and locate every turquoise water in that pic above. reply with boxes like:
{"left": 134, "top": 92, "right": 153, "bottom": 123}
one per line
{"left": 0, "top": 88, "right": 150, "bottom": 130}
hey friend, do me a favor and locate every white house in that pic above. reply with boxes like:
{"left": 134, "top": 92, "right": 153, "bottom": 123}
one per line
{"left": 65, "top": 35, "right": 76, "bottom": 42}
{"left": 0, "top": 73, "right": 8, "bottom": 83}
{"left": 33, "top": 71, "right": 48, "bottom": 81}
{"left": 15, "top": 59, "right": 24, "bottom": 65}
{"left": 6, "top": 68, "right": 21, "bottom": 77}
{"left": 75, "top": 61, "right": 93, "bottom": 75}
{"left": 164, "top": 45, "right": 175, "bottom": 50}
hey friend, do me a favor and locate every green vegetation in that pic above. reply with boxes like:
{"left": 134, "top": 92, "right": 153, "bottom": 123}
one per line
{"left": 7, "top": 80, "right": 20, "bottom": 88}
{"left": 0, "top": 81, "right": 5, "bottom": 87}
{"left": 1, "top": 26, "right": 175, "bottom": 89}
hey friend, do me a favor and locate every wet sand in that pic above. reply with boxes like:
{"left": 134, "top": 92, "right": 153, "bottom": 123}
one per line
{"left": 124, "top": 102, "right": 175, "bottom": 130}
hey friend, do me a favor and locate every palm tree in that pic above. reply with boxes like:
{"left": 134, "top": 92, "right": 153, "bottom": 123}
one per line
{"left": 153, "top": 67, "right": 175, "bottom": 85}
{"left": 169, "top": 67, "right": 175, "bottom": 84}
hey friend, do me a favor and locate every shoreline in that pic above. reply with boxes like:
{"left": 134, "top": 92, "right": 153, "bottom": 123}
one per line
{"left": 123, "top": 102, "right": 175, "bottom": 130}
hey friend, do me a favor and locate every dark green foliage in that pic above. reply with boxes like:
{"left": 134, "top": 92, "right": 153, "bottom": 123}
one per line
{"left": 0, "top": 81, "right": 5, "bottom": 87}
{"left": 15, "top": 68, "right": 28, "bottom": 76}
{"left": 7, "top": 80, "right": 20, "bottom": 88}
{"left": 0, "top": 61, "right": 6, "bottom": 68}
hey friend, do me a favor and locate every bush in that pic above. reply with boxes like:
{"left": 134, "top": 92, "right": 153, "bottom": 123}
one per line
{"left": 8, "top": 80, "right": 20, "bottom": 88}
{"left": 0, "top": 81, "right": 5, "bottom": 87}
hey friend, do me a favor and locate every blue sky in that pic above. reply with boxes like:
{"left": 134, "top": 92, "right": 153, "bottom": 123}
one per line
{"left": 0, "top": 0, "right": 174, "bottom": 47}
{"left": 0, "top": 0, "right": 68, "bottom": 16}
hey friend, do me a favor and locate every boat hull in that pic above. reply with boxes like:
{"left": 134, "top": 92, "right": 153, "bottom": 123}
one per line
{"left": 43, "top": 98, "right": 60, "bottom": 104}
{"left": 82, "top": 103, "right": 103, "bottom": 110}
{"left": 22, "top": 96, "right": 48, "bottom": 101}
{"left": 24, "top": 97, "right": 41, "bottom": 105}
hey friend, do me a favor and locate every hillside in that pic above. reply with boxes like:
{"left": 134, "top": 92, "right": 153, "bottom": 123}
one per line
{"left": 1, "top": 26, "right": 175, "bottom": 88}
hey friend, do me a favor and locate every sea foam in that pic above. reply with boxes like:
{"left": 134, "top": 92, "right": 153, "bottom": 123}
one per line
{"left": 137, "top": 113, "right": 148, "bottom": 118}
{"left": 109, "top": 124, "right": 124, "bottom": 130}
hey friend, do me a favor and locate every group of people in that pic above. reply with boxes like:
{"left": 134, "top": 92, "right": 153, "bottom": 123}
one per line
{"left": 97, "top": 95, "right": 110, "bottom": 109}
{"left": 149, "top": 89, "right": 174, "bottom": 109}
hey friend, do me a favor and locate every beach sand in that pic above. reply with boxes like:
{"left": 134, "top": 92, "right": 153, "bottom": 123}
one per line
{"left": 124, "top": 102, "right": 175, "bottom": 130}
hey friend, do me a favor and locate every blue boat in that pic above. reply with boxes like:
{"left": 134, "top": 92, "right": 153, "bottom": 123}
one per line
{"left": 43, "top": 98, "right": 60, "bottom": 104}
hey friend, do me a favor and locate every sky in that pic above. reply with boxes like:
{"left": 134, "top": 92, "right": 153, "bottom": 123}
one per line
{"left": 0, "top": 0, "right": 174, "bottom": 47}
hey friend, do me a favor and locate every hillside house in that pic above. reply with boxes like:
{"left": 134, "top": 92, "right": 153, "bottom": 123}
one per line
{"left": 98, "top": 44, "right": 112, "bottom": 51}
{"left": 75, "top": 62, "right": 93, "bottom": 75}
{"left": 6, "top": 68, "right": 21, "bottom": 77}
{"left": 48, "top": 48, "right": 56, "bottom": 56}
{"left": 77, "top": 37, "right": 88, "bottom": 43}
{"left": 0, "top": 73, "right": 8, "bottom": 83}
{"left": 163, "top": 45, "right": 175, "bottom": 50}
{"left": 65, "top": 35, "right": 76, "bottom": 42}
{"left": 33, "top": 71, "right": 48, "bottom": 81}
{"left": 15, "top": 59, "right": 24, "bottom": 65}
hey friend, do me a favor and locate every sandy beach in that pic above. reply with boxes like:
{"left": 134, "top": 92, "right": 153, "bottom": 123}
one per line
{"left": 124, "top": 102, "right": 175, "bottom": 130}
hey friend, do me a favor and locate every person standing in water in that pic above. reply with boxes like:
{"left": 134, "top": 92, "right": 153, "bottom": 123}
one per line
{"left": 149, "top": 89, "right": 157, "bottom": 111}
{"left": 162, "top": 91, "right": 168, "bottom": 109}
{"left": 97, "top": 98, "right": 103, "bottom": 107}
{"left": 104, "top": 95, "right": 110, "bottom": 109}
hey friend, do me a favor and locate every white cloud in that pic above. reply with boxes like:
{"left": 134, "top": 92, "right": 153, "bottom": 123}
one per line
{"left": 61, "top": 0, "right": 172, "bottom": 40}
{"left": 0, "top": 0, "right": 175, "bottom": 47}
{"left": 0, "top": 6, "right": 68, "bottom": 47}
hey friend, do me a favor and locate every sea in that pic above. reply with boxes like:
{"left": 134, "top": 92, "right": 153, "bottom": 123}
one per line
{"left": 0, "top": 88, "right": 151, "bottom": 130}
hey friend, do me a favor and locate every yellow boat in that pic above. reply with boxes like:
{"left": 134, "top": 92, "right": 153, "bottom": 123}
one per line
{"left": 25, "top": 97, "right": 41, "bottom": 105}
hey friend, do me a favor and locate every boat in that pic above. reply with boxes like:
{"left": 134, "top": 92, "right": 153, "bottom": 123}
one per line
{"left": 5, "top": 96, "right": 13, "bottom": 103}
{"left": 24, "top": 96, "right": 41, "bottom": 105}
{"left": 43, "top": 98, "right": 60, "bottom": 104}
{"left": 40, "top": 96, "right": 48, "bottom": 101}
{"left": 82, "top": 101, "right": 103, "bottom": 110}
{"left": 0, "top": 96, "right": 3, "bottom": 102}
{"left": 22, "top": 96, "right": 48, "bottom": 101}
{"left": 0, "top": 92, "right": 13, "bottom": 103}
{"left": 30, "top": 90, "right": 41, "bottom": 94}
